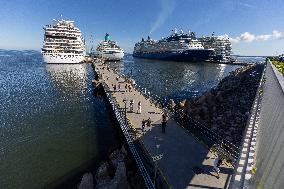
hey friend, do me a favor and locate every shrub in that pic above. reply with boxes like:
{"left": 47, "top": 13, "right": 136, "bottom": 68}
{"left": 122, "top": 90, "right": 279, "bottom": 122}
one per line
{"left": 272, "top": 60, "right": 284, "bottom": 76}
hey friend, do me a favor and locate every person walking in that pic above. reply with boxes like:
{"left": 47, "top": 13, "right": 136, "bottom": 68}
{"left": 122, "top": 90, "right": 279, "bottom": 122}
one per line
{"left": 141, "top": 119, "right": 145, "bottom": 133}
{"left": 113, "top": 84, "right": 116, "bottom": 92}
{"left": 129, "top": 99, "right": 134, "bottom": 112}
{"left": 125, "top": 83, "right": 128, "bottom": 92}
{"left": 118, "top": 84, "right": 121, "bottom": 91}
{"left": 212, "top": 156, "right": 222, "bottom": 179}
{"left": 147, "top": 117, "right": 152, "bottom": 127}
{"left": 137, "top": 101, "right": 141, "bottom": 114}
{"left": 161, "top": 113, "right": 167, "bottom": 133}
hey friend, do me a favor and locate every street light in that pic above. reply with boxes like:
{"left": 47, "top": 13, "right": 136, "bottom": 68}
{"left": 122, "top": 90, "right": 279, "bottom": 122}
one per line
{"left": 164, "top": 79, "right": 168, "bottom": 108}
{"left": 123, "top": 98, "right": 128, "bottom": 124}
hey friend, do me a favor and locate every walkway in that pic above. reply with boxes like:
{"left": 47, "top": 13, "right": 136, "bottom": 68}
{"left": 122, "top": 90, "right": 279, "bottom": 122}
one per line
{"left": 93, "top": 62, "right": 233, "bottom": 189}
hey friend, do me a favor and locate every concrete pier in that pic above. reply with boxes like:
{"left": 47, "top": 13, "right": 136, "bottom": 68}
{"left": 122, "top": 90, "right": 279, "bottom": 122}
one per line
{"left": 92, "top": 61, "right": 233, "bottom": 189}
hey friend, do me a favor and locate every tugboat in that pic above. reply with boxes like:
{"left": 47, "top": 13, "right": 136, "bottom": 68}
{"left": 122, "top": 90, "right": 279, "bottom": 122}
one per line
{"left": 96, "top": 33, "right": 124, "bottom": 61}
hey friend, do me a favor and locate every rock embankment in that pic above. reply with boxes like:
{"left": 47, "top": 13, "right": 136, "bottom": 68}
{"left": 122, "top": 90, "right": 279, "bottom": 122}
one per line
{"left": 177, "top": 64, "right": 264, "bottom": 146}
{"left": 78, "top": 146, "right": 146, "bottom": 189}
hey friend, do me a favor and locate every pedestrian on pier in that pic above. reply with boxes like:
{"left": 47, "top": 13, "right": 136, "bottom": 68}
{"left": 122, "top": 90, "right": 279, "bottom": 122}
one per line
{"left": 113, "top": 84, "right": 116, "bottom": 92}
{"left": 129, "top": 100, "right": 134, "bottom": 112}
{"left": 161, "top": 113, "right": 167, "bottom": 133}
{"left": 137, "top": 101, "right": 141, "bottom": 114}
{"left": 212, "top": 156, "right": 222, "bottom": 179}
{"left": 116, "top": 76, "right": 119, "bottom": 81}
{"left": 147, "top": 117, "right": 152, "bottom": 127}
{"left": 141, "top": 119, "right": 145, "bottom": 132}
{"left": 128, "top": 85, "right": 132, "bottom": 92}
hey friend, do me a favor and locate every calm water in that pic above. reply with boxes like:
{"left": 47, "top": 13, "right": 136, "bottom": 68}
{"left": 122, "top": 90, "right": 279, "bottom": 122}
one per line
{"left": 0, "top": 50, "right": 261, "bottom": 189}
{"left": 109, "top": 54, "right": 244, "bottom": 102}
{"left": 0, "top": 50, "right": 118, "bottom": 189}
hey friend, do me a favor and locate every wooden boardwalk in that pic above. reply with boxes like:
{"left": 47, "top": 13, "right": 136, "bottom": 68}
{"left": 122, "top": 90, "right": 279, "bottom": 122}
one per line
{"left": 93, "top": 62, "right": 233, "bottom": 189}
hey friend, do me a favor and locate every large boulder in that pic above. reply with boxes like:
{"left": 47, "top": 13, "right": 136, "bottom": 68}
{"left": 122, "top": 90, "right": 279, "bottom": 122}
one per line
{"left": 109, "top": 150, "right": 126, "bottom": 169}
{"left": 95, "top": 162, "right": 111, "bottom": 185}
{"left": 78, "top": 173, "right": 94, "bottom": 189}
{"left": 96, "top": 162, "right": 129, "bottom": 189}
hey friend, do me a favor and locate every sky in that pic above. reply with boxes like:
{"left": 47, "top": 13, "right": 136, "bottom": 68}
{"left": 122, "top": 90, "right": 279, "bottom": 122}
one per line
{"left": 0, "top": 0, "right": 284, "bottom": 56}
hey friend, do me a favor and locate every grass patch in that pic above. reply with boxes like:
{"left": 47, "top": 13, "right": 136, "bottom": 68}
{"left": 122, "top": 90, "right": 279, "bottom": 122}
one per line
{"left": 271, "top": 60, "right": 284, "bottom": 76}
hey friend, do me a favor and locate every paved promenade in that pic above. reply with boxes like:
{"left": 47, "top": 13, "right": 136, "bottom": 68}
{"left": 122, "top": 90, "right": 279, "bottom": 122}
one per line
{"left": 93, "top": 62, "right": 233, "bottom": 189}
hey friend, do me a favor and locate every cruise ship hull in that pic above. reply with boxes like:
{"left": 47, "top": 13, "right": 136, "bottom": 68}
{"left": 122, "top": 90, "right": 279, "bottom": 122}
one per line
{"left": 42, "top": 53, "right": 85, "bottom": 64}
{"left": 98, "top": 51, "right": 124, "bottom": 61}
{"left": 133, "top": 49, "right": 214, "bottom": 62}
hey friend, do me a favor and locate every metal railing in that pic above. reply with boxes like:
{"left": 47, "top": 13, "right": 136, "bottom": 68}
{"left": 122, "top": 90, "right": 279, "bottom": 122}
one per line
{"left": 95, "top": 62, "right": 240, "bottom": 166}
{"left": 93, "top": 64, "right": 169, "bottom": 189}
{"left": 135, "top": 84, "right": 240, "bottom": 166}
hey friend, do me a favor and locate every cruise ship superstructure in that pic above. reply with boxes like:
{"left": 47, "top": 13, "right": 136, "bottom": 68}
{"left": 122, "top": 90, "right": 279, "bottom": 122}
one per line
{"left": 133, "top": 29, "right": 233, "bottom": 63}
{"left": 198, "top": 33, "right": 233, "bottom": 62}
{"left": 133, "top": 29, "right": 215, "bottom": 62}
{"left": 42, "top": 19, "right": 86, "bottom": 64}
{"left": 96, "top": 34, "right": 124, "bottom": 61}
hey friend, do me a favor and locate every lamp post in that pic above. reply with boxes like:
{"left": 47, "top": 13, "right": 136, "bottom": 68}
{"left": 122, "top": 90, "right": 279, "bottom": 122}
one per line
{"left": 164, "top": 79, "right": 168, "bottom": 108}
{"left": 123, "top": 98, "right": 128, "bottom": 124}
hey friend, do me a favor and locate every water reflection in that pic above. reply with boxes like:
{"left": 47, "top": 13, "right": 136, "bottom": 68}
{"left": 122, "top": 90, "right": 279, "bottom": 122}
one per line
{"left": 108, "top": 57, "right": 242, "bottom": 101}
{"left": 46, "top": 64, "right": 87, "bottom": 93}
{"left": 0, "top": 52, "right": 116, "bottom": 189}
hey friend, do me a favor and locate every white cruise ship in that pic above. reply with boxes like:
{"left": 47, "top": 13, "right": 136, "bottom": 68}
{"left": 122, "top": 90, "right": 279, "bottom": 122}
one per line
{"left": 96, "top": 33, "right": 124, "bottom": 61}
{"left": 42, "top": 19, "right": 86, "bottom": 64}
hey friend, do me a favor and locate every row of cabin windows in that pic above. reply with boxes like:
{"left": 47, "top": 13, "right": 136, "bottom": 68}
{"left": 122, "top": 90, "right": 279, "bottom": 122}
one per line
{"left": 43, "top": 53, "right": 83, "bottom": 57}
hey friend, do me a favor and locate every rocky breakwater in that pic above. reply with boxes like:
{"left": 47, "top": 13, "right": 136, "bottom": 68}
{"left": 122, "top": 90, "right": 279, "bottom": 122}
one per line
{"left": 78, "top": 145, "right": 146, "bottom": 189}
{"left": 176, "top": 64, "right": 264, "bottom": 147}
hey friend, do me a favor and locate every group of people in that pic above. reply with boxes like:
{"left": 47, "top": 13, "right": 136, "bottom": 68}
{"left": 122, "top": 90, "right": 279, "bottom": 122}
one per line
{"left": 101, "top": 63, "right": 224, "bottom": 180}
{"left": 141, "top": 117, "right": 152, "bottom": 132}
{"left": 125, "top": 83, "right": 132, "bottom": 92}
{"left": 111, "top": 80, "right": 134, "bottom": 94}
{"left": 129, "top": 100, "right": 141, "bottom": 114}
{"left": 140, "top": 113, "right": 168, "bottom": 134}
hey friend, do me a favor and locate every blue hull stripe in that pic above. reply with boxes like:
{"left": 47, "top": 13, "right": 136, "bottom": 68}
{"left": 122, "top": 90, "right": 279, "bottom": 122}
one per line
{"left": 133, "top": 49, "right": 213, "bottom": 62}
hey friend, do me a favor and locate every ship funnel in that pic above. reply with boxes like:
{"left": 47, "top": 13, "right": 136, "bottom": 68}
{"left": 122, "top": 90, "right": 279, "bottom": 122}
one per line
{"left": 105, "top": 33, "right": 110, "bottom": 41}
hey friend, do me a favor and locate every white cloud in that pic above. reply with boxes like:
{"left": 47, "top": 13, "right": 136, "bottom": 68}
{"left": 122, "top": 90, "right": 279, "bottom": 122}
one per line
{"left": 240, "top": 32, "right": 255, "bottom": 42}
{"left": 256, "top": 34, "right": 271, "bottom": 41}
{"left": 230, "top": 30, "right": 284, "bottom": 43}
{"left": 272, "top": 30, "right": 284, "bottom": 39}
{"left": 149, "top": 0, "right": 175, "bottom": 34}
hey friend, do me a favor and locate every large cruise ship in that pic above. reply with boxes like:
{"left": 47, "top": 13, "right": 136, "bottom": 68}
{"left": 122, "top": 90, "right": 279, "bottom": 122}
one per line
{"left": 96, "top": 33, "right": 124, "bottom": 61}
{"left": 198, "top": 33, "right": 233, "bottom": 62}
{"left": 42, "top": 19, "right": 86, "bottom": 64}
{"left": 133, "top": 29, "right": 214, "bottom": 62}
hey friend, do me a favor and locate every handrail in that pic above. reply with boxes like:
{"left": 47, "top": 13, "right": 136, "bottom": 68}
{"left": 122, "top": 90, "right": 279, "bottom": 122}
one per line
{"left": 93, "top": 64, "right": 170, "bottom": 189}
{"left": 97, "top": 62, "right": 240, "bottom": 166}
